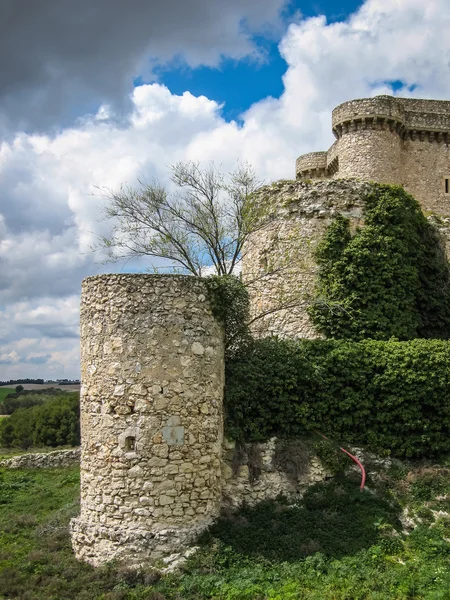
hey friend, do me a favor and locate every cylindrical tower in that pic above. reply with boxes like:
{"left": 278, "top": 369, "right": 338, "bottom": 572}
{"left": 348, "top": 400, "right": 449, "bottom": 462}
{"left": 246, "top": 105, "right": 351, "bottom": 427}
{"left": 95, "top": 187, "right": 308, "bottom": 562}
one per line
{"left": 241, "top": 179, "right": 375, "bottom": 340}
{"left": 332, "top": 96, "right": 405, "bottom": 184}
{"left": 71, "top": 274, "right": 224, "bottom": 566}
{"left": 295, "top": 151, "right": 329, "bottom": 181}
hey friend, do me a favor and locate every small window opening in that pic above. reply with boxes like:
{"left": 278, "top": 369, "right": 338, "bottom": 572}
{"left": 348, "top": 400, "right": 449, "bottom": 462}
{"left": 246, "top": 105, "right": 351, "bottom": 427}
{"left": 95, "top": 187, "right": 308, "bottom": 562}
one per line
{"left": 125, "top": 436, "right": 136, "bottom": 451}
{"left": 259, "top": 255, "right": 268, "bottom": 271}
{"left": 445, "top": 179, "right": 449, "bottom": 195}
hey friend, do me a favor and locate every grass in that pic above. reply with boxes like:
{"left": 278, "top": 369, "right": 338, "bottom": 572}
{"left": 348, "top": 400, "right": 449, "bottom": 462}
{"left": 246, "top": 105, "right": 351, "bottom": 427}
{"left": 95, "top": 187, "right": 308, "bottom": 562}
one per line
{"left": 1, "top": 464, "right": 450, "bottom": 599}
{"left": 0, "top": 388, "right": 14, "bottom": 403}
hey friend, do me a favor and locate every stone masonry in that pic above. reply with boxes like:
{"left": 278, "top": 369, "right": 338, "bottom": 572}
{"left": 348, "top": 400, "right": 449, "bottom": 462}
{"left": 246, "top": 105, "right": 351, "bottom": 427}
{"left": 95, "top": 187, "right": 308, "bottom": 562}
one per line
{"left": 0, "top": 448, "right": 80, "bottom": 469}
{"left": 221, "top": 438, "right": 328, "bottom": 508}
{"left": 70, "top": 274, "right": 332, "bottom": 567}
{"left": 241, "top": 179, "right": 375, "bottom": 339}
{"left": 70, "top": 274, "right": 224, "bottom": 566}
{"left": 296, "top": 95, "right": 450, "bottom": 218}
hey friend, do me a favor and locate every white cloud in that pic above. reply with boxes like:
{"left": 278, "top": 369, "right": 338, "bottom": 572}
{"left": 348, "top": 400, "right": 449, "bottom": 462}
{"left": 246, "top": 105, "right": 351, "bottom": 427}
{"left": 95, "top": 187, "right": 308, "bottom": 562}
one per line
{"left": 0, "top": 0, "right": 289, "bottom": 133}
{"left": 1, "top": 0, "right": 450, "bottom": 379}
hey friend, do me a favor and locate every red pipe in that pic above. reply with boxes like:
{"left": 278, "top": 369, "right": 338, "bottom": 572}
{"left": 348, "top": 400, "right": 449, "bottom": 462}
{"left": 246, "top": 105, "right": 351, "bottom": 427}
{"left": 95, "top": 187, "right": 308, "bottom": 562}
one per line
{"left": 315, "top": 431, "right": 366, "bottom": 490}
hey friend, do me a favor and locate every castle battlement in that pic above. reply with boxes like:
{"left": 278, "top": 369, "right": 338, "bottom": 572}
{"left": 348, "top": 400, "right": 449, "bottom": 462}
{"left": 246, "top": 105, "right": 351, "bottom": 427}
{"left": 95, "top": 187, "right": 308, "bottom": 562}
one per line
{"left": 296, "top": 95, "right": 450, "bottom": 216}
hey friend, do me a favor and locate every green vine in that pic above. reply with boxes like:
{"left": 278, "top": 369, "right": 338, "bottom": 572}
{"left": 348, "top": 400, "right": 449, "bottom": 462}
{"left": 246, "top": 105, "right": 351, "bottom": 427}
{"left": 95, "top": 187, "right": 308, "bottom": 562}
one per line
{"left": 204, "top": 274, "right": 251, "bottom": 356}
{"left": 308, "top": 184, "right": 450, "bottom": 340}
{"left": 225, "top": 337, "right": 450, "bottom": 458}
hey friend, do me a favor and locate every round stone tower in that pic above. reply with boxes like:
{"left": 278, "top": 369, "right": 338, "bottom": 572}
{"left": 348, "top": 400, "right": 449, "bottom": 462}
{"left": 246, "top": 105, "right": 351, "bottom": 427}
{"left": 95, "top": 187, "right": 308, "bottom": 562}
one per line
{"left": 241, "top": 179, "right": 375, "bottom": 339}
{"left": 295, "top": 151, "right": 328, "bottom": 180}
{"left": 71, "top": 274, "right": 224, "bottom": 567}
{"left": 332, "top": 96, "right": 405, "bottom": 184}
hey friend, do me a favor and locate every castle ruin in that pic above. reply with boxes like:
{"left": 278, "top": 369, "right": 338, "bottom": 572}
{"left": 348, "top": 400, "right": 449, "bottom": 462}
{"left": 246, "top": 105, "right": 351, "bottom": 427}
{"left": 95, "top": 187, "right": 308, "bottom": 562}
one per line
{"left": 72, "top": 95, "right": 450, "bottom": 567}
{"left": 71, "top": 274, "right": 327, "bottom": 567}
{"left": 242, "top": 96, "right": 450, "bottom": 339}
{"left": 296, "top": 95, "right": 450, "bottom": 217}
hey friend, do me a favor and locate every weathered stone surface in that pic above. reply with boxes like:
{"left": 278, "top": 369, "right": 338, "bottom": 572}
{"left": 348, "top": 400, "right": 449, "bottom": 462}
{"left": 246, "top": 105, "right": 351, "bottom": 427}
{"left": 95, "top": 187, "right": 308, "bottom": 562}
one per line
{"left": 295, "top": 95, "right": 450, "bottom": 250}
{"left": 242, "top": 179, "right": 374, "bottom": 339}
{"left": 0, "top": 448, "right": 80, "bottom": 469}
{"left": 70, "top": 274, "right": 224, "bottom": 567}
{"left": 221, "top": 438, "right": 330, "bottom": 507}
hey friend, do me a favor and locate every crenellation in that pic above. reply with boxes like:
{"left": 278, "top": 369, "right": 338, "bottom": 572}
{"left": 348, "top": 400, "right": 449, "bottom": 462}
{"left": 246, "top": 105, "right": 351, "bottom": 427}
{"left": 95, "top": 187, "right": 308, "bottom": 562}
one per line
{"left": 296, "top": 95, "right": 450, "bottom": 218}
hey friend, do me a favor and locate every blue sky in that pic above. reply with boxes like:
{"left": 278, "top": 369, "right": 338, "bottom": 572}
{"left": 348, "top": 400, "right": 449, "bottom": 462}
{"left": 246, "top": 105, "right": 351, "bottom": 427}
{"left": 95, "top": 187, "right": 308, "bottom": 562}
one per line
{"left": 1, "top": 0, "right": 449, "bottom": 379}
{"left": 139, "top": 0, "right": 364, "bottom": 124}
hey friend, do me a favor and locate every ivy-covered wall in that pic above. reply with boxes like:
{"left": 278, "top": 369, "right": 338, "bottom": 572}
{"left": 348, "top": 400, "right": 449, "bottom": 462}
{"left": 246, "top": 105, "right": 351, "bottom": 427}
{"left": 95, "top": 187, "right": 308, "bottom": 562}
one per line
{"left": 215, "top": 180, "right": 450, "bottom": 460}
{"left": 308, "top": 185, "right": 450, "bottom": 340}
{"left": 225, "top": 337, "right": 450, "bottom": 459}
{"left": 241, "top": 179, "right": 450, "bottom": 341}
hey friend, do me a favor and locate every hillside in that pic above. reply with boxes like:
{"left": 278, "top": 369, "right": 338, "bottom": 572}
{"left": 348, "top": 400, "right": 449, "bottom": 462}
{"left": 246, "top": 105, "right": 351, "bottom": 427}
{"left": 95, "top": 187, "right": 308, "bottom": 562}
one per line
{"left": 1, "top": 459, "right": 450, "bottom": 599}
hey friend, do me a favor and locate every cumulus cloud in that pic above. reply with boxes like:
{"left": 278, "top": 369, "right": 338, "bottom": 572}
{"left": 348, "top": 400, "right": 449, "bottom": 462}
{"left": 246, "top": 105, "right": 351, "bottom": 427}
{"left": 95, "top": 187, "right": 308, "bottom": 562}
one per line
{"left": 1, "top": 0, "right": 450, "bottom": 379}
{"left": 0, "top": 0, "right": 288, "bottom": 134}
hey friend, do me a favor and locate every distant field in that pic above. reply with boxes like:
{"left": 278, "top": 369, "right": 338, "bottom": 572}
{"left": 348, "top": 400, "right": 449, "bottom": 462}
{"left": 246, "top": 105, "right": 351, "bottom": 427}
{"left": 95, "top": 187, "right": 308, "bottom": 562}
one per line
{"left": 0, "top": 388, "right": 15, "bottom": 402}
{"left": 0, "top": 383, "right": 80, "bottom": 392}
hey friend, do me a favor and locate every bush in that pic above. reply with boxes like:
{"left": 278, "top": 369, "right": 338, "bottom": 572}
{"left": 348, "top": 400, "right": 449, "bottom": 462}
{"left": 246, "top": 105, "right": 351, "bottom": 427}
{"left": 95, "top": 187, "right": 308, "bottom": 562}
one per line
{"left": 225, "top": 337, "right": 450, "bottom": 458}
{"left": 33, "top": 395, "right": 80, "bottom": 447}
{"left": 204, "top": 274, "right": 251, "bottom": 356}
{"left": 0, "top": 395, "right": 45, "bottom": 415}
{"left": 0, "top": 393, "right": 80, "bottom": 448}
{"left": 308, "top": 185, "right": 450, "bottom": 340}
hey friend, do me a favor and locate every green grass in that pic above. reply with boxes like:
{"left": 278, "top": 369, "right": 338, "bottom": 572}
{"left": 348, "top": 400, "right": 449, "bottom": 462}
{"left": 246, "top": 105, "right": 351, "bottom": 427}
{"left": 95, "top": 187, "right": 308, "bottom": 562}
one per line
{"left": 1, "top": 465, "right": 450, "bottom": 599}
{"left": 0, "top": 388, "right": 14, "bottom": 403}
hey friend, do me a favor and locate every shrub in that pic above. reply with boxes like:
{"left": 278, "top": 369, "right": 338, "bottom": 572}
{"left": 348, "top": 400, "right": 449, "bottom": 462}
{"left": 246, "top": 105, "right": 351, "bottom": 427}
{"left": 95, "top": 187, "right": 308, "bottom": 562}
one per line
{"left": 308, "top": 185, "right": 450, "bottom": 340}
{"left": 0, "top": 393, "right": 80, "bottom": 448}
{"left": 33, "top": 394, "right": 80, "bottom": 447}
{"left": 0, "top": 395, "right": 45, "bottom": 415}
{"left": 204, "top": 274, "right": 251, "bottom": 356}
{"left": 225, "top": 337, "right": 450, "bottom": 458}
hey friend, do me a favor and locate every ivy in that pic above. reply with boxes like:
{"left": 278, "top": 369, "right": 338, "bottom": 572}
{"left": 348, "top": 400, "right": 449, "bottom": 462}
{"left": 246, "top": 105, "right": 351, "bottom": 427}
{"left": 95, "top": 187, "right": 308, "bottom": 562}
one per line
{"left": 225, "top": 337, "right": 450, "bottom": 459}
{"left": 209, "top": 186, "right": 450, "bottom": 459}
{"left": 308, "top": 185, "right": 450, "bottom": 340}
{"left": 204, "top": 274, "right": 251, "bottom": 357}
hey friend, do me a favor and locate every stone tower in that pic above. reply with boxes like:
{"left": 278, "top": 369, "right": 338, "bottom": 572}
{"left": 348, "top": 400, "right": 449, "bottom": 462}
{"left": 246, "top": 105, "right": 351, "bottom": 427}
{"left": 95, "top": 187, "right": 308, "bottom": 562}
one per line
{"left": 71, "top": 274, "right": 224, "bottom": 566}
{"left": 296, "top": 95, "right": 450, "bottom": 218}
{"left": 241, "top": 179, "right": 376, "bottom": 339}
{"left": 241, "top": 95, "right": 450, "bottom": 340}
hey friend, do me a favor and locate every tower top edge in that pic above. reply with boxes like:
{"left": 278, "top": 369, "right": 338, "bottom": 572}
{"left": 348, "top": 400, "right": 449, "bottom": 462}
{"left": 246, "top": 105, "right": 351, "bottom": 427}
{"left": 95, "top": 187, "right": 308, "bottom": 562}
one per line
{"left": 332, "top": 95, "right": 450, "bottom": 132}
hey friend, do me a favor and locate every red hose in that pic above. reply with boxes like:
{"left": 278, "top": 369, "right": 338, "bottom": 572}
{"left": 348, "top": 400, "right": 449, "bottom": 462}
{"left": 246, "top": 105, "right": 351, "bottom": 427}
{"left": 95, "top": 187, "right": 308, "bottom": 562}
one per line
{"left": 315, "top": 431, "right": 366, "bottom": 490}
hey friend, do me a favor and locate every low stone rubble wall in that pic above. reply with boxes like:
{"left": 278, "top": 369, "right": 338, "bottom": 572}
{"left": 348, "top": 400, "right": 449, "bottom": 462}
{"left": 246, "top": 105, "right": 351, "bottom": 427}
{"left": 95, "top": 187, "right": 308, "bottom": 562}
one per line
{"left": 0, "top": 439, "right": 331, "bottom": 507}
{"left": 221, "top": 438, "right": 330, "bottom": 507}
{"left": 0, "top": 447, "right": 81, "bottom": 469}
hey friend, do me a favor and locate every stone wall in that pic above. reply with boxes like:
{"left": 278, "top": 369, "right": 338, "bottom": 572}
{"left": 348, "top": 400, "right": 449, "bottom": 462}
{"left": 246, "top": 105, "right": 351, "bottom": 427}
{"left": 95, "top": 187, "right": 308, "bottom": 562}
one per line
{"left": 337, "top": 128, "right": 403, "bottom": 185}
{"left": 0, "top": 448, "right": 80, "bottom": 469}
{"left": 221, "top": 438, "right": 329, "bottom": 507}
{"left": 295, "top": 95, "right": 450, "bottom": 230}
{"left": 402, "top": 138, "right": 450, "bottom": 218}
{"left": 70, "top": 274, "right": 224, "bottom": 567}
{"left": 241, "top": 179, "right": 373, "bottom": 339}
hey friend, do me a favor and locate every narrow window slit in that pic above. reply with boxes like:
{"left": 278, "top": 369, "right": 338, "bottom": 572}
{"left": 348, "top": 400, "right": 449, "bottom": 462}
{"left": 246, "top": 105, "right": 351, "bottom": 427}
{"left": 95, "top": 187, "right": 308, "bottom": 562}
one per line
{"left": 125, "top": 436, "right": 136, "bottom": 451}
{"left": 446, "top": 179, "right": 449, "bottom": 194}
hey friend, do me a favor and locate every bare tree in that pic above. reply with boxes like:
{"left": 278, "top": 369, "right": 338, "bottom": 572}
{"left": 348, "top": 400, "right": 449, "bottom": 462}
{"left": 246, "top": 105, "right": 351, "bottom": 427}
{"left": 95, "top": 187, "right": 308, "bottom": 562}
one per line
{"left": 93, "top": 160, "right": 265, "bottom": 276}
